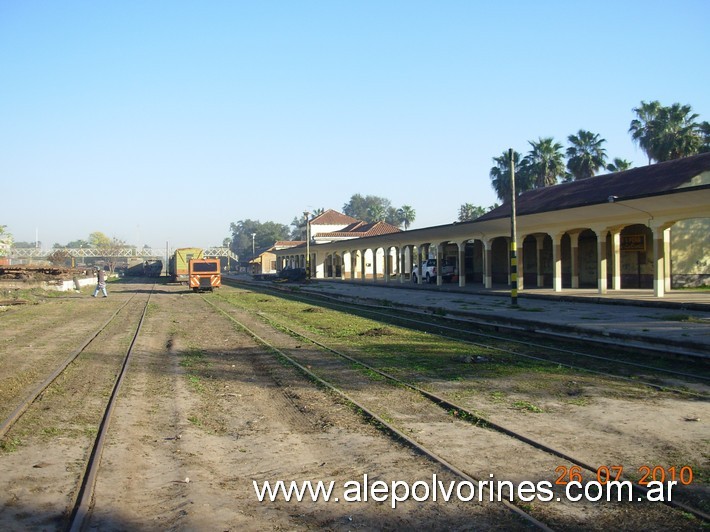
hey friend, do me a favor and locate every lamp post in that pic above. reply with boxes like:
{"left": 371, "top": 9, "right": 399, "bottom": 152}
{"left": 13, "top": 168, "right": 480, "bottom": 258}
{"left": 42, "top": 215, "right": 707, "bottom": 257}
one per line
{"left": 303, "top": 211, "right": 311, "bottom": 280}
{"left": 251, "top": 233, "right": 256, "bottom": 257}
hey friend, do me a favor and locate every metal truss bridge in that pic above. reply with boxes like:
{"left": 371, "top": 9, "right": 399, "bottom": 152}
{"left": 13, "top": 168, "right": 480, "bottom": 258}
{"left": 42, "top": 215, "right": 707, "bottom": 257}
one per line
{"left": 5, "top": 247, "right": 239, "bottom": 262}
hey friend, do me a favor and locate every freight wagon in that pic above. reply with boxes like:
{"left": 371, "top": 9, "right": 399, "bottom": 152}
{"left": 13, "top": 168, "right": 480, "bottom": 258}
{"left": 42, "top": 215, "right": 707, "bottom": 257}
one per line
{"left": 188, "top": 258, "right": 221, "bottom": 292}
{"left": 169, "top": 247, "right": 203, "bottom": 283}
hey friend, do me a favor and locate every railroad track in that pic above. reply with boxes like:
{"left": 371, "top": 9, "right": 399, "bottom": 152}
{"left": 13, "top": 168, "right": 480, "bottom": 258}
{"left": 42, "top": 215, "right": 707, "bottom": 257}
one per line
{"left": 225, "top": 278, "right": 710, "bottom": 395}
{"left": 0, "top": 288, "right": 154, "bottom": 531}
{"left": 206, "top": 291, "right": 710, "bottom": 528}
{"left": 203, "top": 296, "right": 552, "bottom": 530}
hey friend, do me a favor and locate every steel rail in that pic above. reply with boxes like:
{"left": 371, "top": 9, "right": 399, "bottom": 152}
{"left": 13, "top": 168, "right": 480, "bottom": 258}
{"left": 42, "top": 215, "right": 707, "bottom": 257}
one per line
{"left": 203, "top": 296, "right": 553, "bottom": 531}
{"left": 253, "top": 310, "right": 710, "bottom": 523}
{"left": 213, "top": 287, "right": 710, "bottom": 523}
{"left": 67, "top": 287, "right": 154, "bottom": 532}
{"left": 226, "top": 279, "right": 709, "bottom": 393}
{"left": 0, "top": 294, "right": 137, "bottom": 439}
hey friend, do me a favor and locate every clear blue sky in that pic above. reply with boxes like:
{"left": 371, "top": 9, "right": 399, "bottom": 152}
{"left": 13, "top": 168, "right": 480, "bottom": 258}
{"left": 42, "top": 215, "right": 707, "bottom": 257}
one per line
{"left": 2, "top": 0, "right": 708, "bottom": 249}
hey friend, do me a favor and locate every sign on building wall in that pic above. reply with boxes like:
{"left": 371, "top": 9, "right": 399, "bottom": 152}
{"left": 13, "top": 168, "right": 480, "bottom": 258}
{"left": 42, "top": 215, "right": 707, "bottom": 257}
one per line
{"left": 621, "top": 234, "right": 646, "bottom": 252}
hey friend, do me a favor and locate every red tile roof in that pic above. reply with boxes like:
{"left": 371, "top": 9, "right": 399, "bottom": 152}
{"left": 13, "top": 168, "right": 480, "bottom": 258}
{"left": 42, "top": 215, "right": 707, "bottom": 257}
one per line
{"left": 310, "top": 209, "right": 359, "bottom": 226}
{"left": 316, "top": 221, "right": 401, "bottom": 239}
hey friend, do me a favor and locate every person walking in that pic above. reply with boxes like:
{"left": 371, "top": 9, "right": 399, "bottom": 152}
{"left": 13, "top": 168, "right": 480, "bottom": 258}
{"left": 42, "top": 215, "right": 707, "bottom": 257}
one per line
{"left": 93, "top": 267, "right": 108, "bottom": 298}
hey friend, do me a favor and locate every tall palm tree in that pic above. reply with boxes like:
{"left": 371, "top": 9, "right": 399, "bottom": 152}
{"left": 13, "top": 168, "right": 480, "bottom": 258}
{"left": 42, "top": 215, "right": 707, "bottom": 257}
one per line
{"left": 651, "top": 103, "right": 704, "bottom": 162}
{"left": 489, "top": 150, "right": 527, "bottom": 202}
{"left": 396, "top": 205, "right": 416, "bottom": 230}
{"left": 629, "top": 101, "right": 705, "bottom": 163}
{"left": 629, "top": 100, "right": 663, "bottom": 164}
{"left": 606, "top": 158, "right": 633, "bottom": 173}
{"left": 458, "top": 204, "right": 486, "bottom": 222}
{"left": 367, "top": 204, "right": 386, "bottom": 222}
{"left": 566, "top": 130, "right": 608, "bottom": 180}
{"left": 523, "top": 137, "right": 565, "bottom": 188}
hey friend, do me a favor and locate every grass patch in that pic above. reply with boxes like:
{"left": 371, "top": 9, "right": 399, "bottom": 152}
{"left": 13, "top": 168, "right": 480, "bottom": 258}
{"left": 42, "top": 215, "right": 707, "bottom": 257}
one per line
{"left": 512, "top": 400, "right": 543, "bottom": 413}
{"left": 179, "top": 348, "right": 206, "bottom": 369}
{"left": 490, "top": 391, "right": 507, "bottom": 402}
{"left": 187, "top": 374, "right": 205, "bottom": 393}
{"left": 656, "top": 314, "right": 707, "bottom": 323}
{"left": 0, "top": 437, "right": 22, "bottom": 453}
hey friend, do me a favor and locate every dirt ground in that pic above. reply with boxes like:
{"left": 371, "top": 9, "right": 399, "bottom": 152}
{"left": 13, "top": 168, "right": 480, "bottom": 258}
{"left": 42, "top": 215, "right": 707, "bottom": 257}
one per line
{"left": 0, "top": 279, "right": 708, "bottom": 530}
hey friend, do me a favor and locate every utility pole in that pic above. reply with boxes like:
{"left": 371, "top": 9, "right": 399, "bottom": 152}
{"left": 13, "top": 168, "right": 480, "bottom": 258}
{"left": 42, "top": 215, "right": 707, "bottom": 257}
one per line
{"left": 509, "top": 148, "right": 518, "bottom": 306}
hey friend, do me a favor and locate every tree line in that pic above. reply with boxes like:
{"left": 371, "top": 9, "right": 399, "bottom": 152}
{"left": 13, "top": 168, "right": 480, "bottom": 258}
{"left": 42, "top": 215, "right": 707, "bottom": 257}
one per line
{"left": 487, "top": 100, "right": 709, "bottom": 203}
{"left": 228, "top": 194, "right": 417, "bottom": 259}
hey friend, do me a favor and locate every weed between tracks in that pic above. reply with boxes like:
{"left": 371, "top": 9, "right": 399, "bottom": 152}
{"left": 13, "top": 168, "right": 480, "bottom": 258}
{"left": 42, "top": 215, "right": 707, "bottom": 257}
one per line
{"left": 218, "top": 288, "right": 665, "bottom": 414}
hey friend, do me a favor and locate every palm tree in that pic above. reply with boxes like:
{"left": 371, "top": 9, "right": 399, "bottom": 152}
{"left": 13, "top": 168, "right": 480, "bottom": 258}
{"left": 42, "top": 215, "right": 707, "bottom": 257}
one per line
{"left": 629, "top": 100, "right": 663, "bottom": 164}
{"left": 606, "top": 158, "right": 633, "bottom": 173}
{"left": 458, "top": 204, "right": 486, "bottom": 222}
{"left": 523, "top": 137, "right": 565, "bottom": 188}
{"left": 489, "top": 150, "right": 527, "bottom": 202}
{"left": 367, "top": 204, "right": 386, "bottom": 222}
{"left": 651, "top": 103, "right": 704, "bottom": 162}
{"left": 566, "top": 130, "right": 608, "bottom": 180}
{"left": 629, "top": 101, "right": 705, "bottom": 163}
{"left": 396, "top": 205, "right": 416, "bottom": 230}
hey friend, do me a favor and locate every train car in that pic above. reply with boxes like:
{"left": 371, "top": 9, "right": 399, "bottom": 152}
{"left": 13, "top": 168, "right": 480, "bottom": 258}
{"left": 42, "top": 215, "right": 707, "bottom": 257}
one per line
{"left": 188, "top": 258, "right": 221, "bottom": 292}
{"left": 169, "top": 247, "right": 203, "bottom": 283}
{"left": 125, "top": 259, "right": 163, "bottom": 277}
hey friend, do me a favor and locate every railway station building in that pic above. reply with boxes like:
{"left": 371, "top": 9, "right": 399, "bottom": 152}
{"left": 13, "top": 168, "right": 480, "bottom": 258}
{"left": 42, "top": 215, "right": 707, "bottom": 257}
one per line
{"left": 275, "top": 153, "right": 710, "bottom": 298}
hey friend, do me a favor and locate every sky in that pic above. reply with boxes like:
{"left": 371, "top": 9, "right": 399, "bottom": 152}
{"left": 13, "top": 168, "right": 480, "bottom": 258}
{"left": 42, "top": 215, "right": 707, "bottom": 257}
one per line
{"left": 2, "top": 0, "right": 709, "bottom": 250}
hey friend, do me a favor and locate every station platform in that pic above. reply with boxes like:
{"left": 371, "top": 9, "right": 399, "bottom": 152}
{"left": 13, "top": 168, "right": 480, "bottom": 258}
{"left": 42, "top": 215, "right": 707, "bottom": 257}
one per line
{"left": 259, "top": 277, "right": 710, "bottom": 360}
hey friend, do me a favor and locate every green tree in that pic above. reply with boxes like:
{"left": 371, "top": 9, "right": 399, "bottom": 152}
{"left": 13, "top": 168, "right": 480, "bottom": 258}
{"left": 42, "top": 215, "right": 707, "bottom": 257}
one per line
{"left": 48, "top": 249, "right": 71, "bottom": 267}
{"left": 566, "top": 130, "right": 608, "bottom": 180}
{"left": 229, "top": 219, "right": 289, "bottom": 258}
{"left": 396, "top": 205, "right": 416, "bottom": 230}
{"left": 0, "top": 225, "right": 13, "bottom": 255}
{"left": 629, "top": 101, "right": 706, "bottom": 163}
{"left": 606, "top": 158, "right": 633, "bottom": 173}
{"left": 367, "top": 204, "right": 386, "bottom": 222}
{"left": 629, "top": 100, "right": 663, "bottom": 164}
{"left": 489, "top": 150, "right": 529, "bottom": 202}
{"left": 701, "top": 121, "right": 710, "bottom": 153}
{"left": 523, "top": 137, "right": 565, "bottom": 188}
{"left": 89, "top": 231, "right": 112, "bottom": 248}
{"left": 343, "top": 194, "right": 392, "bottom": 223}
{"left": 458, "top": 204, "right": 486, "bottom": 222}
{"left": 63, "top": 239, "right": 91, "bottom": 249}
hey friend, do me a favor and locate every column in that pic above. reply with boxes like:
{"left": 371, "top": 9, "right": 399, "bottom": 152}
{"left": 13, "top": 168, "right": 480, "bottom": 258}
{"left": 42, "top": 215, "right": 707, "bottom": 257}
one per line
{"left": 552, "top": 232, "right": 563, "bottom": 292}
{"left": 436, "top": 244, "right": 444, "bottom": 286}
{"left": 664, "top": 227, "right": 672, "bottom": 292}
{"left": 484, "top": 239, "right": 493, "bottom": 289}
{"left": 517, "top": 237, "right": 524, "bottom": 291}
{"left": 372, "top": 248, "right": 378, "bottom": 283}
{"left": 651, "top": 224, "right": 671, "bottom": 298}
{"left": 611, "top": 229, "right": 621, "bottom": 290}
{"left": 458, "top": 241, "right": 466, "bottom": 287}
{"left": 384, "top": 247, "right": 390, "bottom": 283}
{"left": 361, "top": 250, "right": 367, "bottom": 281}
{"left": 594, "top": 228, "right": 608, "bottom": 294}
{"left": 569, "top": 232, "right": 580, "bottom": 289}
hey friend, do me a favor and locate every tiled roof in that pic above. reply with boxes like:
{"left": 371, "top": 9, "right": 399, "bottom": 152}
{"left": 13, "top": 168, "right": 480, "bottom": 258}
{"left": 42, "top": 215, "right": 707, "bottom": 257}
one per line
{"left": 310, "top": 209, "right": 359, "bottom": 226}
{"left": 273, "top": 241, "right": 304, "bottom": 248}
{"left": 318, "top": 221, "right": 402, "bottom": 239}
{"left": 477, "top": 152, "right": 710, "bottom": 221}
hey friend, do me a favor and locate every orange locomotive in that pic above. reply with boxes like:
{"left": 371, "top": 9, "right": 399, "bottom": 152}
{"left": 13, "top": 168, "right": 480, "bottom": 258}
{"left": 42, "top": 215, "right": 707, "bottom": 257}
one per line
{"left": 188, "top": 258, "right": 221, "bottom": 292}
